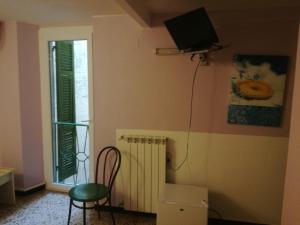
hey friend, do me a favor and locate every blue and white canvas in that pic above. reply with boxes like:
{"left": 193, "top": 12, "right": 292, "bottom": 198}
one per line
{"left": 228, "top": 54, "right": 289, "bottom": 126}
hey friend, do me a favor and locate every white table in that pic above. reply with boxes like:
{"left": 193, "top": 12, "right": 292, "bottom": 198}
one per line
{"left": 0, "top": 168, "right": 15, "bottom": 205}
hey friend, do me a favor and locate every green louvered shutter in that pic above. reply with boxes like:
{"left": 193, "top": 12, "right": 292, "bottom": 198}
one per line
{"left": 56, "top": 41, "right": 77, "bottom": 181}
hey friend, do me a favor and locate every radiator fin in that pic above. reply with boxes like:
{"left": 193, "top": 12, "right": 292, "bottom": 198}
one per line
{"left": 116, "top": 134, "right": 167, "bottom": 213}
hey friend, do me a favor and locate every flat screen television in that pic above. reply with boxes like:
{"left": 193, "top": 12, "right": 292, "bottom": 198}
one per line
{"left": 164, "top": 7, "right": 219, "bottom": 52}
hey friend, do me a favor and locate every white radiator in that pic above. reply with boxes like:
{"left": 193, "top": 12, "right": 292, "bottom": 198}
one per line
{"left": 116, "top": 133, "right": 167, "bottom": 213}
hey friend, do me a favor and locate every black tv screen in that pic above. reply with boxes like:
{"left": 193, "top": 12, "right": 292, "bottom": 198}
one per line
{"left": 164, "top": 7, "right": 219, "bottom": 52}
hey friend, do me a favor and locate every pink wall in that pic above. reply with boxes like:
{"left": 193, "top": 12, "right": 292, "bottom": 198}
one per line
{"left": 93, "top": 16, "right": 298, "bottom": 149}
{"left": 17, "top": 22, "right": 44, "bottom": 189}
{"left": 92, "top": 15, "right": 298, "bottom": 224}
{"left": 0, "top": 21, "right": 44, "bottom": 189}
{"left": 0, "top": 21, "right": 3, "bottom": 166}
{"left": 93, "top": 16, "right": 212, "bottom": 148}
{"left": 0, "top": 21, "right": 24, "bottom": 187}
{"left": 281, "top": 23, "right": 300, "bottom": 225}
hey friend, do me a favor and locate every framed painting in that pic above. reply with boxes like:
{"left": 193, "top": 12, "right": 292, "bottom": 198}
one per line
{"left": 228, "top": 54, "right": 289, "bottom": 127}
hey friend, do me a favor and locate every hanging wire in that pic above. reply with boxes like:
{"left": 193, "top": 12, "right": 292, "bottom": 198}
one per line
{"left": 171, "top": 54, "right": 203, "bottom": 171}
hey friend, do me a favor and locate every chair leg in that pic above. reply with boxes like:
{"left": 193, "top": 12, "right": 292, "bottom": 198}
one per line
{"left": 67, "top": 199, "right": 73, "bottom": 225}
{"left": 83, "top": 202, "right": 86, "bottom": 225}
{"left": 109, "top": 199, "right": 115, "bottom": 225}
{"left": 96, "top": 200, "right": 101, "bottom": 219}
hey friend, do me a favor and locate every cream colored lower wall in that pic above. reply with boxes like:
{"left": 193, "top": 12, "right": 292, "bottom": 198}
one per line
{"left": 208, "top": 134, "right": 287, "bottom": 225}
{"left": 116, "top": 129, "right": 288, "bottom": 225}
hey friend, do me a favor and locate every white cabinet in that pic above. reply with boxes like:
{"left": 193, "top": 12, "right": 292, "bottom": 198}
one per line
{"left": 157, "top": 183, "right": 208, "bottom": 225}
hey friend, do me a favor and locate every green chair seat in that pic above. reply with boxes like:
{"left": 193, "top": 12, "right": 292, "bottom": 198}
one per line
{"left": 69, "top": 183, "right": 109, "bottom": 202}
{"left": 67, "top": 146, "right": 121, "bottom": 225}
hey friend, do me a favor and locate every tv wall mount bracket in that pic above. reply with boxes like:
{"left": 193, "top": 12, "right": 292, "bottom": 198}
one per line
{"left": 155, "top": 44, "right": 228, "bottom": 66}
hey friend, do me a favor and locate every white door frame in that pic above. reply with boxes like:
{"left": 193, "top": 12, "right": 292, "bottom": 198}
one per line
{"left": 39, "top": 26, "right": 94, "bottom": 192}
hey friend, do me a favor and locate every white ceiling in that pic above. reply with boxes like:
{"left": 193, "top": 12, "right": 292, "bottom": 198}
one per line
{"left": 0, "top": 0, "right": 300, "bottom": 26}
{"left": 144, "top": 0, "right": 300, "bottom": 14}
{"left": 0, "top": 0, "right": 123, "bottom": 26}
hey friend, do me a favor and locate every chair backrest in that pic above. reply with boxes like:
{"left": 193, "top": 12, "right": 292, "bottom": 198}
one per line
{"left": 95, "top": 146, "right": 121, "bottom": 192}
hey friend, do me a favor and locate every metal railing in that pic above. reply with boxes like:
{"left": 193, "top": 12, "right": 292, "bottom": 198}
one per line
{"left": 52, "top": 121, "right": 90, "bottom": 185}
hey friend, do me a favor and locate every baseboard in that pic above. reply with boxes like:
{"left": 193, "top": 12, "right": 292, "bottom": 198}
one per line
{"left": 15, "top": 183, "right": 46, "bottom": 196}
{"left": 96, "top": 205, "right": 156, "bottom": 217}
{"left": 208, "top": 218, "right": 267, "bottom": 225}
{"left": 95, "top": 206, "right": 266, "bottom": 225}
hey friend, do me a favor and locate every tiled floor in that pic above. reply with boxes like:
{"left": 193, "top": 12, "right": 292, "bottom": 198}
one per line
{"left": 0, "top": 190, "right": 260, "bottom": 225}
{"left": 0, "top": 191, "right": 155, "bottom": 225}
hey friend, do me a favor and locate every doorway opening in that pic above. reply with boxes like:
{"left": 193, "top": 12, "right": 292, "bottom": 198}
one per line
{"left": 49, "top": 40, "right": 90, "bottom": 186}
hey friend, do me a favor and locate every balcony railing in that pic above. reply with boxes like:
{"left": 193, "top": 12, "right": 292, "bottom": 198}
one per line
{"left": 52, "top": 121, "right": 89, "bottom": 185}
